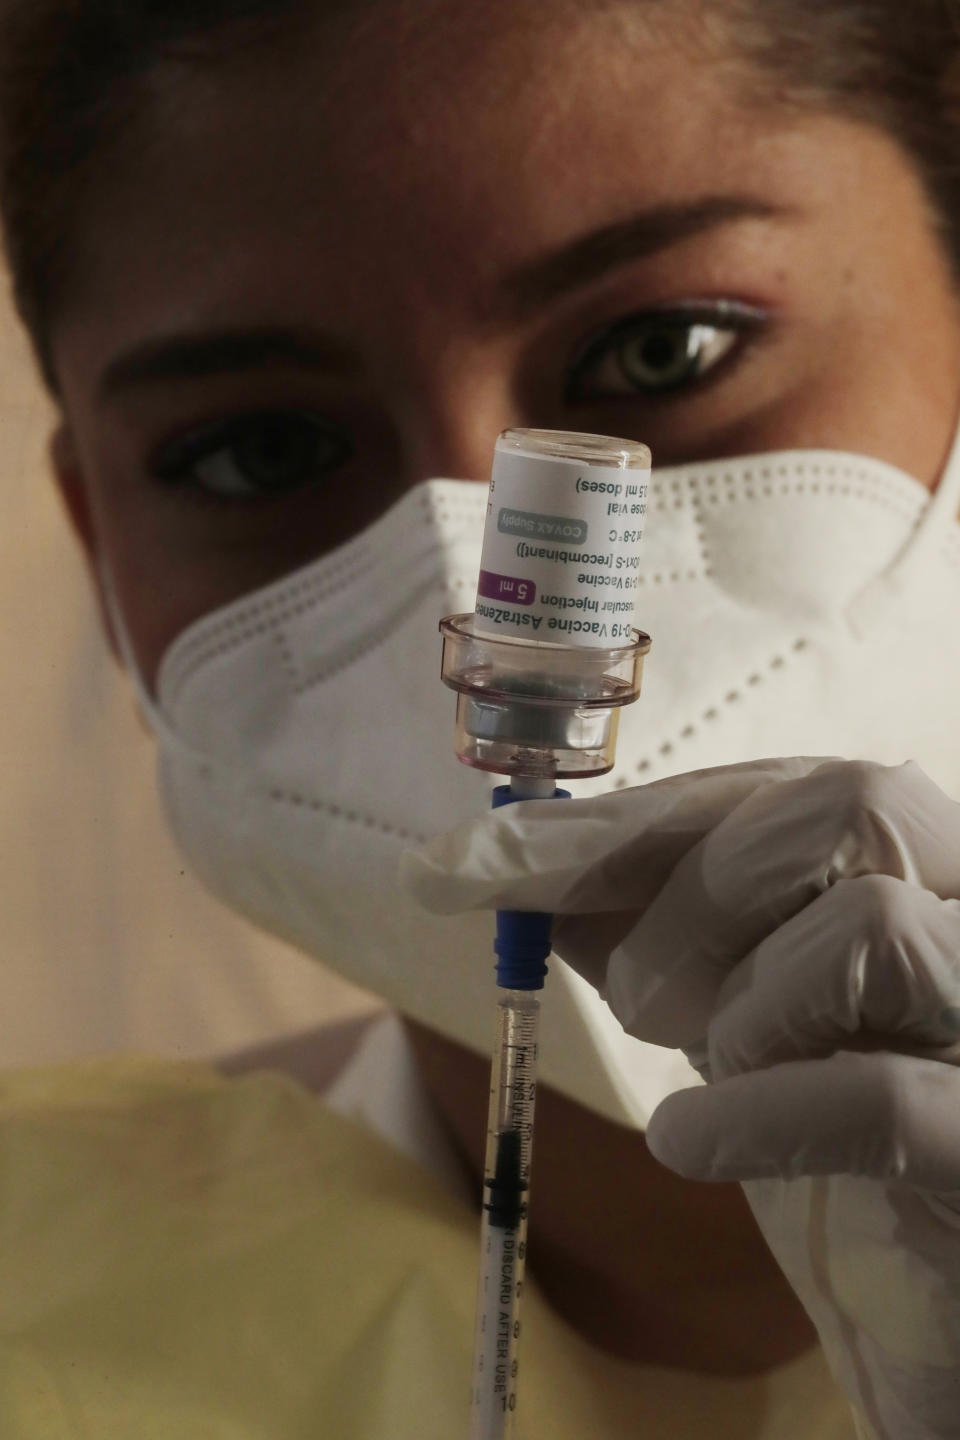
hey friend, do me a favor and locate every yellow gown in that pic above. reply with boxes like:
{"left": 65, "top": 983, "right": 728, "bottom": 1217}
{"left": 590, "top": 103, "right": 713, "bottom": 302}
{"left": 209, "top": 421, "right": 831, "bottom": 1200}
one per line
{"left": 0, "top": 1057, "right": 854, "bottom": 1440}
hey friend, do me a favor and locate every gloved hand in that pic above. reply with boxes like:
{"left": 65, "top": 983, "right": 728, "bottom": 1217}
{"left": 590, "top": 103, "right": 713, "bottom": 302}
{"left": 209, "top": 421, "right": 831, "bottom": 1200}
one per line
{"left": 401, "top": 758, "right": 960, "bottom": 1440}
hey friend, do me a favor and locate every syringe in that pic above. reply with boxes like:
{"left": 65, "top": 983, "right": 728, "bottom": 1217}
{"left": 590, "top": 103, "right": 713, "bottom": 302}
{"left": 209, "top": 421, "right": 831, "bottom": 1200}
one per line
{"left": 470, "top": 987, "right": 538, "bottom": 1439}
{"left": 440, "top": 429, "right": 652, "bottom": 1438}
{"left": 468, "top": 773, "right": 560, "bottom": 1440}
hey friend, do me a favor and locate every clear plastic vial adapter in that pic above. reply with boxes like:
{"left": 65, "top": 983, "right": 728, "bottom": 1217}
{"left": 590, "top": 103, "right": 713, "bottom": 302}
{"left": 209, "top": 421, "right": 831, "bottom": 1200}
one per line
{"left": 441, "top": 429, "right": 652, "bottom": 779}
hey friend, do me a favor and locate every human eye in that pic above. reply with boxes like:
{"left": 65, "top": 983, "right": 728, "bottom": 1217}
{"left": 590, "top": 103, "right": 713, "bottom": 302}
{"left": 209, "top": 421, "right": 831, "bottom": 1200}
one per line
{"left": 565, "top": 302, "right": 766, "bottom": 403}
{"left": 148, "top": 410, "right": 353, "bottom": 502}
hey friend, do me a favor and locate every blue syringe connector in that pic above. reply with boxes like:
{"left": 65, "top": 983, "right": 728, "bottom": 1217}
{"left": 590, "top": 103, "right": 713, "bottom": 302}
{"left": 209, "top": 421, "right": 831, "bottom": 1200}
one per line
{"left": 491, "top": 783, "right": 570, "bottom": 990}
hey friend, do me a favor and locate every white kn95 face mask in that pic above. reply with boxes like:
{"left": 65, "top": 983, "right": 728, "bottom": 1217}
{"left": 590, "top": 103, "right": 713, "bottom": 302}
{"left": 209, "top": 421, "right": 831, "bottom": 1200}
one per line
{"left": 123, "top": 420, "right": 960, "bottom": 1131}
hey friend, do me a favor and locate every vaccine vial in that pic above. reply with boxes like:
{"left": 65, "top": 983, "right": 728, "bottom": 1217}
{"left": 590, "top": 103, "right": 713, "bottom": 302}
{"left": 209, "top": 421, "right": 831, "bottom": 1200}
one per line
{"left": 441, "top": 428, "right": 652, "bottom": 778}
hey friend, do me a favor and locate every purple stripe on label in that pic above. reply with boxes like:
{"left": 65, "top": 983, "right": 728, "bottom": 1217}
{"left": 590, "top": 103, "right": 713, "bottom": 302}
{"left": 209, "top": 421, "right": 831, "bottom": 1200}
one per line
{"left": 478, "top": 570, "right": 536, "bottom": 605}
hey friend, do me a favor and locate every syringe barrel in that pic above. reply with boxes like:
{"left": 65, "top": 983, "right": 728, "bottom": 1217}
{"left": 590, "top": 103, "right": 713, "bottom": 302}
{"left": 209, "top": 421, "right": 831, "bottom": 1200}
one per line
{"left": 469, "top": 990, "right": 541, "bottom": 1440}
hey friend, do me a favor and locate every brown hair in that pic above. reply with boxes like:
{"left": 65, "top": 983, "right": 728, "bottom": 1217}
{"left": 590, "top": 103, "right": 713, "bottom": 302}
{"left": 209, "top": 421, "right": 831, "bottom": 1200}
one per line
{"left": 0, "top": 0, "right": 315, "bottom": 391}
{"left": 2, "top": 0, "right": 960, "bottom": 394}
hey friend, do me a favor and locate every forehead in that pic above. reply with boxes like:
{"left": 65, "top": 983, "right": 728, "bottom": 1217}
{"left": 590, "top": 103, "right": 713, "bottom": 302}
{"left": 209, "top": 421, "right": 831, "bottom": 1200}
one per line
{"left": 54, "top": 2, "right": 764, "bottom": 353}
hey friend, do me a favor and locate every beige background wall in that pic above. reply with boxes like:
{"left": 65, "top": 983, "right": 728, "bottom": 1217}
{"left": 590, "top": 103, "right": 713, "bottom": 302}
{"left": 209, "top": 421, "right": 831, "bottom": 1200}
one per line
{"left": 0, "top": 271, "right": 380, "bottom": 1070}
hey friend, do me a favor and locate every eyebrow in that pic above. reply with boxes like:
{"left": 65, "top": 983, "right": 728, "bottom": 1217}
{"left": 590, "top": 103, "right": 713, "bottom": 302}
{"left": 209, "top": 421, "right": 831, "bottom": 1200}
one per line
{"left": 97, "top": 327, "right": 360, "bottom": 404}
{"left": 493, "top": 195, "right": 784, "bottom": 322}
{"left": 97, "top": 195, "right": 782, "bottom": 401}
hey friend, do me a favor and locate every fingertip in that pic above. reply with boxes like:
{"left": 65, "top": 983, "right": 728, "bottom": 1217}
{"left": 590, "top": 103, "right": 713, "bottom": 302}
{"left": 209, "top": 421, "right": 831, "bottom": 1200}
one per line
{"left": 645, "top": 1090, "right": 718, "bottom": 1181}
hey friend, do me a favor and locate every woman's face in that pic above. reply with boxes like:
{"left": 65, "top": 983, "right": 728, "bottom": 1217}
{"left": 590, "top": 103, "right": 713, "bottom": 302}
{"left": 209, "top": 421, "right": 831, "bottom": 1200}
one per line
{"left": 49, "top": 0, "right": 960, "bottom": 688}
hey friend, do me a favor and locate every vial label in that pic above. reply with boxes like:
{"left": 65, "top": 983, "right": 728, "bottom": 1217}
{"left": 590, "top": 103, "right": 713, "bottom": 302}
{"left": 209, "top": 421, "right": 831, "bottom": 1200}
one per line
{"left": 475, "top": 448, "right": 648, "bottom": 648}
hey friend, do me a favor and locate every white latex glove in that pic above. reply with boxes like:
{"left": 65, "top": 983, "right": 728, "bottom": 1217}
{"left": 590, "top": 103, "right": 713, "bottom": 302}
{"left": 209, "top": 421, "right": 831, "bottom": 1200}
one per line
{"left": 401, "top": 758, "right": 960, "bottom": 1440}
